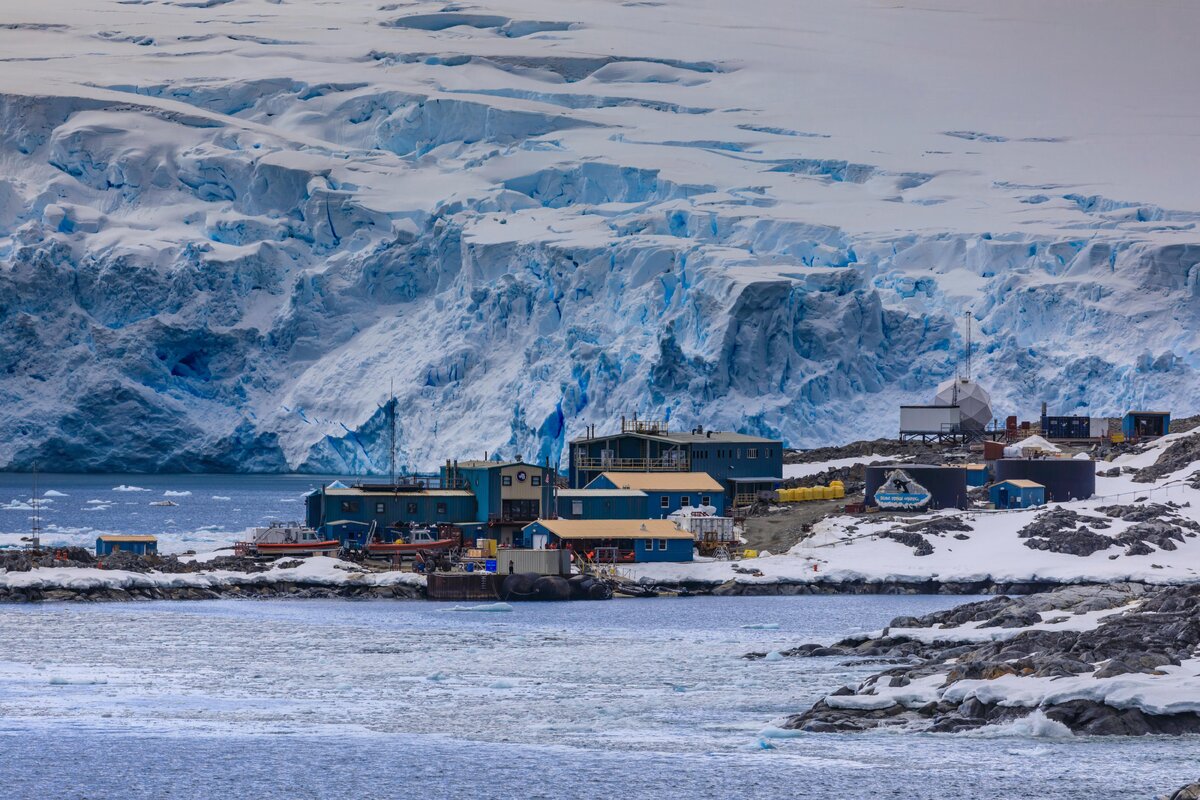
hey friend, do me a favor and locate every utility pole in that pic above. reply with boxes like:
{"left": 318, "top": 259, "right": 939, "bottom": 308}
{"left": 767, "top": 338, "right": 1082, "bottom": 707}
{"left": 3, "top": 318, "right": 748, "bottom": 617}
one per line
{"left": 30, "top": 463, "right": 40, "bottom": 553}
{"left": 389, "top": 379, "right": 397, "bottom": 488}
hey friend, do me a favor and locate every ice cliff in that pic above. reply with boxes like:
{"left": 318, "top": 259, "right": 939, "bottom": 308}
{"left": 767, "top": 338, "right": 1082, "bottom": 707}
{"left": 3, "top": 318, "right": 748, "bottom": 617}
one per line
{"left": 1, "top": 0, "right": 1199, "bottom": 472}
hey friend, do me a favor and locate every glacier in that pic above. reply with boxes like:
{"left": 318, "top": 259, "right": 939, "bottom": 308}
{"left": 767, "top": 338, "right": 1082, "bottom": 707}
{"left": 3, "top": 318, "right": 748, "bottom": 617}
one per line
{"left": 1, "top": 0, "right": 1199, "bottom": 472}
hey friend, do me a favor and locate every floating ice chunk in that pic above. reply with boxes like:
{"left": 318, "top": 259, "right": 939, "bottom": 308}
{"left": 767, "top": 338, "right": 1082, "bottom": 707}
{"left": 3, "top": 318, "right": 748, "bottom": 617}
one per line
{"left": 427, "top": 672, "right": 447, "bottom": 682}
{"left": 211, "top": 496, "right": 232, "bottom": 501}
{"left": 112, "top": 485, "right": 148, "bottom": 492}
{"left": 441, "top": 599, "right": 516, "bottom": 614}
{"left": 49, "top": 677, "right": 109, "bottom": 686}
{"left": 1, "top": 501, "right": 34, "bottom": 511}
{"left": 758, "top": 726, "right": 805, "bottom": 739}
{"left": 763, "top": 651, "right": 784, "bottom": 662}
{"left": 740, "top": 623, "right": 780, "bottom": 630}
{"left": 43, "top": 490, "right": 69, "bottom": 497}
{"left": 163, "top": 490, "right": 191, "bottom": 497}
{"left": 86, "top": 500, "right": 108, "bottom": 505}
{"left": 489, "top": 679, "right": 515, "bottom": 689}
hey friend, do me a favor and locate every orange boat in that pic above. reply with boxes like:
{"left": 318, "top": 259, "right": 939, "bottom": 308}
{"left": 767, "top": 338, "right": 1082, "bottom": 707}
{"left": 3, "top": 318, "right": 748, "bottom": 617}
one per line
{"left": 364, "top": 526, "right": 458, "bottom": 555}
{"left": 235, "top": 522, "right": 341, "bottom": 557}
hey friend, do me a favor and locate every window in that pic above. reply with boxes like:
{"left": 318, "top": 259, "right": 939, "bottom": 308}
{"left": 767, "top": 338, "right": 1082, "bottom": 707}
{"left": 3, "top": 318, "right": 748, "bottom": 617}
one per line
{"left": 532, "top": 475, "right": 541, "bottom": 487}
{"left": 436, "top": 502, "right": 447, "bottom": 515}
{"left": 406, "top": 502, "right": 417, "bottom": 514}
{"left": 766, "top": 448, "right": 773, "bottom": 459}
{"left": 375, "top": 502, "right": 386, "bottom": 514}
{"left": 658, "top": 539, "right": 668, "bottom": 550}
{"left": 571, "top": 500, "right": 584, "bottom": 517}
{"left": 644, "top": 539, "right": 654, "bottom": 550}
{"left": 502, "top": 475, "right": 512, "bottom": 486}
{"left": 681, "top": 496, "right": 691, "bottom": 507}
{"left": 340, "top": 500, "right": 359, "bottom": 513}
{"left": 701, "top": 495, "right": 711, "bottom": 506}
{"left": 660, "top": 495, "right": 670, "bottom": 508}
{"left": 747, "top": 448, "right": 758, "bottom": 459}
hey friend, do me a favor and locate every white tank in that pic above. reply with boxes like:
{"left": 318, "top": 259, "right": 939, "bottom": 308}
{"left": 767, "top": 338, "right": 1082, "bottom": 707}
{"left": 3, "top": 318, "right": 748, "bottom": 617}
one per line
{"left": 935, "top": 378, "right": 992, "bottom": 430}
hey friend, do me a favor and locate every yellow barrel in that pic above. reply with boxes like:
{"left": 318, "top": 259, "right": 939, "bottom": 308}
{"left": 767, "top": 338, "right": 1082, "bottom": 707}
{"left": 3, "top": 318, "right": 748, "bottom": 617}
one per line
{"left": 818, "top": 486, "right": 831, "bottom": 500}
{"left": 832, "top": 485, "right": 845, "bottom": 499}
{"left": 742, "top": 549, "right": 758, "bottom": 559}
{"left": 799, "top": 487, "right": 812, "bottom": 501}
{"left": 779, "top": 488, "right": 790, "bottom": 502}
{"left": 830, "top": 480, "right": 844, "bottom": 488}
{"left": 785, "top": 488, "right": 797, "bottom": 502}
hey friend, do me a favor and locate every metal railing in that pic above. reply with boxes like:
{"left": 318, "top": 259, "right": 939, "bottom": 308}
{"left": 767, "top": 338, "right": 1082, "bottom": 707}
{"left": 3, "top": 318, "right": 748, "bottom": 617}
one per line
{"left": 573, "top": 455, "right": 690, "bottom": 471}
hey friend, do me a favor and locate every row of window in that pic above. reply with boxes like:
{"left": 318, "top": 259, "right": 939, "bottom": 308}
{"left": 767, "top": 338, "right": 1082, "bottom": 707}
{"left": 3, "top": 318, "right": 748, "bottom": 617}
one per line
{"left": 660, "top": 495, "right": 711, "bottom": 508}
{"left": 691, "top": 448, "right": 772, "bottom": 460}
{"left": 341, "top": 500, "right": 449, "bottom": 515}
{"left": 643, "top": 539, "right": 671, "bottom": 550}
{"left": 501, "top": 474, "right": 542, "bottom": 486}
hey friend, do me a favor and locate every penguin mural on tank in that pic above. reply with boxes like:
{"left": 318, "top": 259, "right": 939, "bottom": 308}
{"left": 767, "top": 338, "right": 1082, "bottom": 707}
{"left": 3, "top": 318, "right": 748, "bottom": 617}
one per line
{"left": 873, "top": 469, "right": 932, "bottom": 510}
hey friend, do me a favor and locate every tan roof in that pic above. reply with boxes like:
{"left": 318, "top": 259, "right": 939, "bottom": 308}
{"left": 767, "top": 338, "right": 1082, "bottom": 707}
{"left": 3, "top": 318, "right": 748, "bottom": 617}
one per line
{"left": 557, "top": 489, "right": 647, "bottom": 498}
{"left": 597, "top": 472, "right": 724, "bottom": 492}
{"left": 527, "top": 519, "right": 692, "bottom": 540}
{"left": 98, "top": 535, "right": 158, "bottom": 542}
{"left": 323, "top": 488, "right": 474, "bottom": 497}
{"left": 996, "top": 479, "right": 1044, "bottom": 489}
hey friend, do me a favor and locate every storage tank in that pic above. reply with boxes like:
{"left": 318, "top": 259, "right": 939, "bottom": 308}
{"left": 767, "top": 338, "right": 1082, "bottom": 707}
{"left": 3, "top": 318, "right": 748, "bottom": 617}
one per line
{"left": 863, "top": 464, "right": 969, "bottom": 511}
{"left": 993, "top": 458, "right": 1096, "bottom": 502}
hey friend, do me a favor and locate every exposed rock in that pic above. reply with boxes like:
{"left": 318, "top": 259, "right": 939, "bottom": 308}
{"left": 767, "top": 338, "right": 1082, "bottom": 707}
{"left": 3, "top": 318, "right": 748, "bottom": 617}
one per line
{"left": 779, "top": 584, "right": 1200, "bottom": 736}
{"left": 1133, "top": 433, "right": 1200, "bottom": 483}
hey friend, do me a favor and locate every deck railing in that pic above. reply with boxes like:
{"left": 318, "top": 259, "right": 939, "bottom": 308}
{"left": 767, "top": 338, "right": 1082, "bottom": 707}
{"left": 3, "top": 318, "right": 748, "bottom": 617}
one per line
{"left": 573, "top": 455, "right": 690, "bottom": 472}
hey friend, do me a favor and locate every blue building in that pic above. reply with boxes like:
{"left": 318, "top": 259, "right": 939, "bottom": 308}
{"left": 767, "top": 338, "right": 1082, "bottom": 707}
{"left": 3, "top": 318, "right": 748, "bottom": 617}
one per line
{"left": 556, "top": 489, "right": 649, "bottom": 520}
{"left": 1122, "top": 411, "right": 1170, "bottom": 440}
{"left": 989, "top": 479, "right": 1046, "bottom": 510}
{"left": 442, "top": 460, "right": 556, "bottom": 546}
{"left": 567, "top": 420, "right": 782, "bottom": 502}
{"left": 306, "top": 460, "right": 557, "bottom": 548}
{"left": 96, "top": 535, "right": 158, "bottom": 557}
{"left": 306, "top": 485, "right": 478, "bottom": 546}
{"left": 964, "top": 463, "right": 990, "bottom": 487}
{"left": 585, "top": 472, "right": 726, "bottom": 517}
{"left": 521, "top": 518, "right": 694, "bottom": 562}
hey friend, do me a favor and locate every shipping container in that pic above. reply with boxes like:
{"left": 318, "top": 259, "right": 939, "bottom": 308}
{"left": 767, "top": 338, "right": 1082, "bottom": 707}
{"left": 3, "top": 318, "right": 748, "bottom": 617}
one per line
{"left": 1042, "top": 416, "right": 1091, "bottom": 440}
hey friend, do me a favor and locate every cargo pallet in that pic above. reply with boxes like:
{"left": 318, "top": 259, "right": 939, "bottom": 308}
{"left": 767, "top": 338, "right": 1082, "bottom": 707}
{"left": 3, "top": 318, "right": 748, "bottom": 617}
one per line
{"left": 426, "top": 572, "right": 504, "bottom": 601}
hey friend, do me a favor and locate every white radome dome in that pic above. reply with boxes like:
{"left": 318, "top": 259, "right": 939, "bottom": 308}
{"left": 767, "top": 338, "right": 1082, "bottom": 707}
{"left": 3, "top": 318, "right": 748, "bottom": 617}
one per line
{"left": 935, "top": 378, "right": 992, "bottom": 430}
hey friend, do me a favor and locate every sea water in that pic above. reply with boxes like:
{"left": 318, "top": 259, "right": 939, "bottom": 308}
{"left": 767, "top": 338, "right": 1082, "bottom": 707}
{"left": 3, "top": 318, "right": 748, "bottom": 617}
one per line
{"left": 0, "top": 473, "right": 332, "bottom": 553}
{"left": 0, "top": 596, "right": 1194, "bottom": 799}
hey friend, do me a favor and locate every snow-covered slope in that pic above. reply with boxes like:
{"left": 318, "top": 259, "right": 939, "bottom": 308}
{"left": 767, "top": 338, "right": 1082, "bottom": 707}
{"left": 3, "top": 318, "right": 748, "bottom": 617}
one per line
{"left": 3, "top": 0, "right": 1200, "bottom": 471}
{"left": 631, "top": 431, "right": 1200, "bottom": 587}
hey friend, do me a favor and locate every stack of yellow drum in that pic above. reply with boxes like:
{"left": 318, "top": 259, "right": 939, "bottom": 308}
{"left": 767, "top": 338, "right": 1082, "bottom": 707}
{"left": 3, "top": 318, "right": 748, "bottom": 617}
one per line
{"left": 778, "top": 480, "right": 845, "bottom": 502}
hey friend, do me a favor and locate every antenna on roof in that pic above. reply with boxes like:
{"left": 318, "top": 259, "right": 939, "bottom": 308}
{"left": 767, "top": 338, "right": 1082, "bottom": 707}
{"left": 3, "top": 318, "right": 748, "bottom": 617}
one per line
{"left": 964, "top": 310, "right": 973, "bottom": 382}
{"left": 389, "top": 379, "right": 396, "bottom": 489}
{"left": 30, "top": 463, "right": 40, "bottom": 553}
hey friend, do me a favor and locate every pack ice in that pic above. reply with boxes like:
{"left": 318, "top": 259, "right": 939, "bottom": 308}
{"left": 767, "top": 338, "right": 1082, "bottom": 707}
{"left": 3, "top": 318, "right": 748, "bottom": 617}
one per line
{"left": 1, "top": 0, "right": 1198, "bottom": 472}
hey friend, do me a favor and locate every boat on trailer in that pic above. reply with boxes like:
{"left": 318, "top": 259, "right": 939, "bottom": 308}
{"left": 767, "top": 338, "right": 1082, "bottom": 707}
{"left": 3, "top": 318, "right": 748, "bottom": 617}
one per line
{"left": 363, "top": 523, "right": 459, "bottom": 556}
{"left": 236, "top": 522, "right": 341, "bottom": 557}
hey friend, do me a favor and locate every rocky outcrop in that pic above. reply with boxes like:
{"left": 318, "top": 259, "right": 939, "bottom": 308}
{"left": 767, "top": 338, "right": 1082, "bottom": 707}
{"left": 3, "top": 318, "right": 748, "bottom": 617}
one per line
{"left": 777, "top": 584, "right": 1200, "bottom": 736}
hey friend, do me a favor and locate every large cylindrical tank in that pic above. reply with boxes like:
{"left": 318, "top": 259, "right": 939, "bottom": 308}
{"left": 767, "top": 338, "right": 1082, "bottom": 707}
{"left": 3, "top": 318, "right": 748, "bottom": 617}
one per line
{"left": 863, "top": 464, "right": 968, "bottom": 510}
{"left": 993, "top": 458, "right": 1096, "bottom": 502}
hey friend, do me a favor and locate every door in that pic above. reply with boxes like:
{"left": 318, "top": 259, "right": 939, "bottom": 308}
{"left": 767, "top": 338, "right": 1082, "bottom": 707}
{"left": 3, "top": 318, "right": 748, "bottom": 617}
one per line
{"left": 996, "top": 487, "right": 1008, "bottom": 508}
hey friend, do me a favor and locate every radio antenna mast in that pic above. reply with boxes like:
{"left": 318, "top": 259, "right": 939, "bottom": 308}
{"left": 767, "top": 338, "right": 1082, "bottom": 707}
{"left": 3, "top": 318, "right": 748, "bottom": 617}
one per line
{"left": 389, "top": 379, "right": 396, "bottom": 488}
{"left": 30, "top": 463, "right": 41, "bottom": 552}
{"left": 964, "top": 311, "right": 973, "bottom": 381}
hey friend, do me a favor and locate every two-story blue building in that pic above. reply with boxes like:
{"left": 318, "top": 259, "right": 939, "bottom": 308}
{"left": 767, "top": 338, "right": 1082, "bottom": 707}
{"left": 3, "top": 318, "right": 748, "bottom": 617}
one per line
{"left": 584, "top": 472, "right": 726, "bottom": 517}
{"left": 568, "top": 420, "right": 782, "bottom": 505}
{"left": 441, "top": 460, "right": 556, "bottom": 546}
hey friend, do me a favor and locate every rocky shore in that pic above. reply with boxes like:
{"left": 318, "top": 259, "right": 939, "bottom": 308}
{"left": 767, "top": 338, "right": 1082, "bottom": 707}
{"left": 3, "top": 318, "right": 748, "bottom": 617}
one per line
{"left": 0, "top": 549, "right": 426, "bottom": 602}
{"left": 768, "top": 583, "right": 1200, "bottom": 736}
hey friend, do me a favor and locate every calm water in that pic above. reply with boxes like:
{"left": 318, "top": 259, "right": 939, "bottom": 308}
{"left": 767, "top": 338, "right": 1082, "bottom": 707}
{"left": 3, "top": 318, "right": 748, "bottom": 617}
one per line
{"left": 0, "top": 473, "right": 339, "bottom": 552}
{"left": 0, "top": 595, "right": 1194, "bottom": 799}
